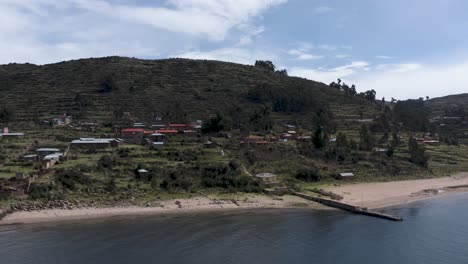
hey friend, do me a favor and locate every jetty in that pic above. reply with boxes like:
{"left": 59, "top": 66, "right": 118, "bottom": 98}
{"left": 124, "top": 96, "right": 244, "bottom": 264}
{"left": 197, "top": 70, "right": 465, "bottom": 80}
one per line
{"left": 292, "top": 191, "right": 403, "bottom": 222}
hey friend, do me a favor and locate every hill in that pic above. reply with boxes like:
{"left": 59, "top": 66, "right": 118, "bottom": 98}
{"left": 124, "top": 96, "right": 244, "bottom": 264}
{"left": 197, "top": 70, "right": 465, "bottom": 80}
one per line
{"left": 426, "top": 94, "right": 468, "bottom": 144}
{"left": 0, "top": 56, "right": 378, "bottom": 128}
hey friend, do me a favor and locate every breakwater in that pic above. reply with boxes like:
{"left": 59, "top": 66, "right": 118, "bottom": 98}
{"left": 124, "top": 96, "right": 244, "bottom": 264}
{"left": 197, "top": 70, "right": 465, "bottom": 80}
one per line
{"left": 292, "top": 192, "right": 403, "bottom": 222}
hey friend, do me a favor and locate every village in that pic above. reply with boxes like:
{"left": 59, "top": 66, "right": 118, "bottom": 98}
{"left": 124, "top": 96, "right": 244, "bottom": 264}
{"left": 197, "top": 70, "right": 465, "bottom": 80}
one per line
{"left": 1, "top": 109, "right": 465, "bottom": 207}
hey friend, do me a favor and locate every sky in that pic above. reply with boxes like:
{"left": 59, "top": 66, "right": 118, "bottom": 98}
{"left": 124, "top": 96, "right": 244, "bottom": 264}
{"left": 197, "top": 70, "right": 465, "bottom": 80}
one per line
{"left": 1, "top": 0, "right": 467, "bottom": 100}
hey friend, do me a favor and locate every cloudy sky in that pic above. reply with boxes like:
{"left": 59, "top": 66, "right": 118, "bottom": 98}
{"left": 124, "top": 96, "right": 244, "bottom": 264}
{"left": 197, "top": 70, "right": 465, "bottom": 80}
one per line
{"left": 1, "top": 0, "right": 467, "bottom": 99}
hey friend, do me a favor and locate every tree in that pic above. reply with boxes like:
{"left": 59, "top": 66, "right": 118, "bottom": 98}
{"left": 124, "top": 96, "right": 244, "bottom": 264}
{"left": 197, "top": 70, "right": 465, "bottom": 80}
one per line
{"left": 276, "top": 69, "right": 288, "bottom": 76}
{"left": 312, "top": 126, "right": 326, "bottom": 149}
{"left": 254, "top": 60, "right": 275, "bottom": 72}
{"left": 0, "top": 107, "right": 15, "bottom": 123}
{"left": 408, "top": 137, "right": 428, "bottom": 167}
{"left": 391, "top": 131, "right": 401, "bottom": 148}
{"left": 364, "top": 89, "right": 376, "bottom": 101}
{"left": 359, "top": 124, "right": 374, "bottom": 151}
{"left": 201, "top": 113, "right": 224, "bottom": 134}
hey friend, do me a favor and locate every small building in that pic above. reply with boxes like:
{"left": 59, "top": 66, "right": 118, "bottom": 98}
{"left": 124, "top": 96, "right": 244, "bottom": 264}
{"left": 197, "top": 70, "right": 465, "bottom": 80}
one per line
{"left": 122, "top": 128, "right": 145, "bottom": 144}
{"left": 133, "top": 122, "right": 146, "bottom": 128}
{"left": 204, "top": 141, "right": 215, "bottom": 148}
{"left": 168, "top": 124, "right": 188, "bottom": 132}
{"left": 151, "top": 142, "right": 164, "bottom": 150}
{"left": 255, "top": 173, "right": 278, "bottom": 183}
{"left": 150, "top": 124, "right": 166, "bottom": 130}
{"left": 423, "top": 140, "right": 440, "bottom": 146}
{"left": 373, "top": 147, "right": 388, "bottom": 153}
{"left": 149, "top": 133, "right": 165, "bottom": 142}
{"left": 287, "top": 131, "right": 298, "bottom": 140}
{"left": 0, "top": 127, "right": 25, "bottom": 139}
{"left": 71, "top": 138, "right": 121, "bottom": 149}
{"left": 337, "top": 172, "right": 354, "bottom": 180}
{"left": 51, "top": 114, "right": 72, "bottom": 126}
{"left": 137, "top": 169, "right": 149, "bottom": 181}
{"left": 244, "top": 135, "right": 264, "bottom": 144}
{"left": 36, "top": 148, "right": 61, "bottom": 160}
{"left": 15, "top": 172, "right": 27, "bottom": 181}
{"left": 157, "top": 129, "right": 179, "bottom": 136}
{"left": 183, "top": 130, "right": 198, "bottom": 137}
{"left": 297, "top": 136, "right": 312, "bottom": 142}
{"left": 22, "top": 154, "right": 38, "bottom": 162}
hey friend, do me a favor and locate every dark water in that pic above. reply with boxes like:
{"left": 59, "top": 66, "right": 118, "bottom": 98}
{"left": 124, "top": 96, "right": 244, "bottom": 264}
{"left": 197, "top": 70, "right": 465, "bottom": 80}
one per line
{"left": 1, "top": 194, "right": 468, "bottom": 264}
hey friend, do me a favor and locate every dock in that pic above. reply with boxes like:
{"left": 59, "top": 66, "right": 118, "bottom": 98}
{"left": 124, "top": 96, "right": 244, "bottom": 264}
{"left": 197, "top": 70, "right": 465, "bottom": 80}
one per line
{"left": 292, "top": 191, "right": 403, "bottom": 222}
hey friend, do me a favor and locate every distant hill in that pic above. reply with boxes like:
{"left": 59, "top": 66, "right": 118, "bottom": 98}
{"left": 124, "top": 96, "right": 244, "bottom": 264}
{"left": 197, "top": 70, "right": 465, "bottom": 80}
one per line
{"left": 0, "top": 57, "right": 379, "bottom": 128}
{"left": 427, "top": 93, "right": 468, "bottom": 117}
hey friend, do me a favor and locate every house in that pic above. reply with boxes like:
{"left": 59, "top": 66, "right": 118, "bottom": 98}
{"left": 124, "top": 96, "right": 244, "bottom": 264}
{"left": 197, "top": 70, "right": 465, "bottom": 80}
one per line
{"left": 168, "top": 124, "right": 188, "bottom": 132}
{"left": 137, "top": 169, "right": 150, "bottom": 181}
{"left": 287, "top": 131, "right": 298, "bottom": 140}
{"left": 143, "top": 130, "right": 156, "bottom": 137}
{"left": 157, "top": 129, "right": 179, "bottom": 136}
{"left": 423, "top": 140, "right": 440, "bottom": 146}
{"left": 337, "top": 172, "right": 354, "bottom": 180}
{"left": 183, "top": 130, "right": 198, "bottom": 137}
{"left": 150, "top": 124, "right": 166, "bottom": 130}
{"left": 149, "top": 133, "right": 165, "bottom": 142}
{"left": 204, "top": 141, "right": 215, "bottom": 148}
{"left": 373, "top": 147, "right": 388, "bottom": 153}
{"left": 122, "top": 128, "right": 145, "bottom": 144}
{"left": 255, "top": 173, "right": 278, "bottom": 183}
{"left": 297, "top": 136, "right": 312, "bottom": 142}
{"left": 15, "top": 172, "right": 27, "bottom": 181}
{"left": 151, "top": 142, "right": 164, "bottom": 150}
{"left": 244, "top": 135, "right": 264, "bottom": 144}
{"left": 71, "top": 138, "right": 122, "bottom": 149}
{"left": 51, "top": 114, "right": 72, "bottom": 126}
{"left": 22, "top": 154, "right": 38, "bottom": 162}
{"left": 0, "top": 128, "right": 25, "bottom": 138}
{"left": 36, "top": 148, "right": 62, "bottom": 160}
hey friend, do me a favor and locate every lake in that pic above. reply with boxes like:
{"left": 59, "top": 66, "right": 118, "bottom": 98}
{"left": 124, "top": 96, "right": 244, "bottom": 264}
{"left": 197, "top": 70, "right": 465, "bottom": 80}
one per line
{"left": 1, "top": 193, "right": 468, "bottom": 264}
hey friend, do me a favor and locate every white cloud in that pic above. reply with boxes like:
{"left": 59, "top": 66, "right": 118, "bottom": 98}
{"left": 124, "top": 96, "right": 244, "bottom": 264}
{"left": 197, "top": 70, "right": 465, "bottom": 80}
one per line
{"left": 336, "top": 54, "right": 351, "bottom": 59}
{"left": 288, "top": 49, "right": 323, "bottom": 61}
{"left": 289, "top": 61, "right": 369, "bottom": 83}
{"left": 314, "top": 6, "right": 333, "bottom": 14}
{"left": 350, "top": 61, "right": 468, "bottom": 99}
{"left": 289, "top": 59, "right": 468, "bottom": 99}
{"left": 174, "top": 47, "right": 279, "bottom": 65}
{"left": 376, "top": 55, "right": 393, "bottom": 59}
{"left": 0, "top": 0, "right": 286, "bottom": 64}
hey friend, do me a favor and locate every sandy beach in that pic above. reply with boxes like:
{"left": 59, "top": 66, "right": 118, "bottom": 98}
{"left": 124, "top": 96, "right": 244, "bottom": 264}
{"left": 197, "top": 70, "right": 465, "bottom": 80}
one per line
{"left": 2, "top": 172, "right": 468, "bottom": 225}
{"left": 0, "top": 194, "right": 321, "bottom": 225}
{"left": 327, "top": 172, "right": 468, "bottom": 209}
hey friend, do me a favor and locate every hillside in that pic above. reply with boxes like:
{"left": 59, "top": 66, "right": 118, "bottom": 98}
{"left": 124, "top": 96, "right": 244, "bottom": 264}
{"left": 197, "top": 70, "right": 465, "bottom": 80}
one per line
{"left": 0, "top": 56, "right": 377, "bottom": 128}
{"left": 427, "top": 93, "right": 468, "bottom": 117}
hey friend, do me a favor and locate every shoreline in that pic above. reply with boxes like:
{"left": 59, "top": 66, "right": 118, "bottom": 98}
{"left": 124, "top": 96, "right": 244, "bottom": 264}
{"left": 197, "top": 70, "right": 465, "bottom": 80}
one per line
{"left": 0, "top": 195, "right": 325, "bottom": 225}
{"left": 327, "top": 172, "right": 468, "bottom": 209}
{"left": 2, "top": 172, "right": 468, "bottom": 225}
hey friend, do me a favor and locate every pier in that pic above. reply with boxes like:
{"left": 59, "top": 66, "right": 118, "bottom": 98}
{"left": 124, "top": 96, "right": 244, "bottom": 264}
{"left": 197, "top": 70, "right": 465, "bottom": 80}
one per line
{"left": 292, "top": 191, "right": 403, "bottom": 222}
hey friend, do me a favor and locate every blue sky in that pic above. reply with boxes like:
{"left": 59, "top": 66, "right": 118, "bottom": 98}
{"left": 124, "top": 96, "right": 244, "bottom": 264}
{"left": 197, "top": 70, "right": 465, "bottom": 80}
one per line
{"left": 1, "top": 0, "right": 467, "bottom": 99}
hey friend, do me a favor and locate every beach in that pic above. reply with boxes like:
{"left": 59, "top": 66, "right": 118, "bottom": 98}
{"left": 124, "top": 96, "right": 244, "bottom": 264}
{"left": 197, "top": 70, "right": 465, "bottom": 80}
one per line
{"left": 2, "top": 172, "right": 468, "bottom": 225}
{"left": 0, "top": 194, "right": 321, "bottom": 225}
{"left": 327, "top": 172, "right": 468, "bottom": 209}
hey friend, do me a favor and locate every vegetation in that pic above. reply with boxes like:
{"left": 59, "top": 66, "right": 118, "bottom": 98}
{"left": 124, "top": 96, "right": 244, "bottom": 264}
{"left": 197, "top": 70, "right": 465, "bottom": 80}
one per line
{"left": 0, "top": 57, "right": 466, "bottom": 209}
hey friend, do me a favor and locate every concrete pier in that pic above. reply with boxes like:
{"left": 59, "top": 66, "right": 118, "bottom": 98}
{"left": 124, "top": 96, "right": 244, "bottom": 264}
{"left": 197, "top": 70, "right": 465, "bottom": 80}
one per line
{"left": 293, "top": 191, "right": 403, "bottom": 222}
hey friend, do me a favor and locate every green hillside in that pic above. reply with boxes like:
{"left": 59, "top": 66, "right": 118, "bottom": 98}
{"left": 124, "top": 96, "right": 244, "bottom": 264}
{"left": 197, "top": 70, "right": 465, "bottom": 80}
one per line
{"left": 0, "top": 56, "right": 378, "bottom": 128}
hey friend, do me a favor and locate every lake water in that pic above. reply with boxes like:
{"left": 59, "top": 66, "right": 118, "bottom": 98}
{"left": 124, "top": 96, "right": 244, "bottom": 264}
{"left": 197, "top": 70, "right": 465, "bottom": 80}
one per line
{"left": 1, "top": 194, "right": 468, "bottom": 264}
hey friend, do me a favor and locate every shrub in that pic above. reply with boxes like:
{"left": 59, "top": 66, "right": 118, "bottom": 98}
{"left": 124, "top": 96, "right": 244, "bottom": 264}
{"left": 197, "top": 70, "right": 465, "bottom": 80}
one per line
{"left": 54, "top": 168, "right": 93, "bottom": 191}
{"left": 295, "top": 167, "right": 322, "bottom": 182}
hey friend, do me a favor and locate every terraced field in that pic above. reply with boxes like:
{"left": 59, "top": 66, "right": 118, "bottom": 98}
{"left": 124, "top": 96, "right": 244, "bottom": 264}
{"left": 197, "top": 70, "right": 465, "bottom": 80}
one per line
{"left": 0, "top": 56, "right": 377, "bottom": 127}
